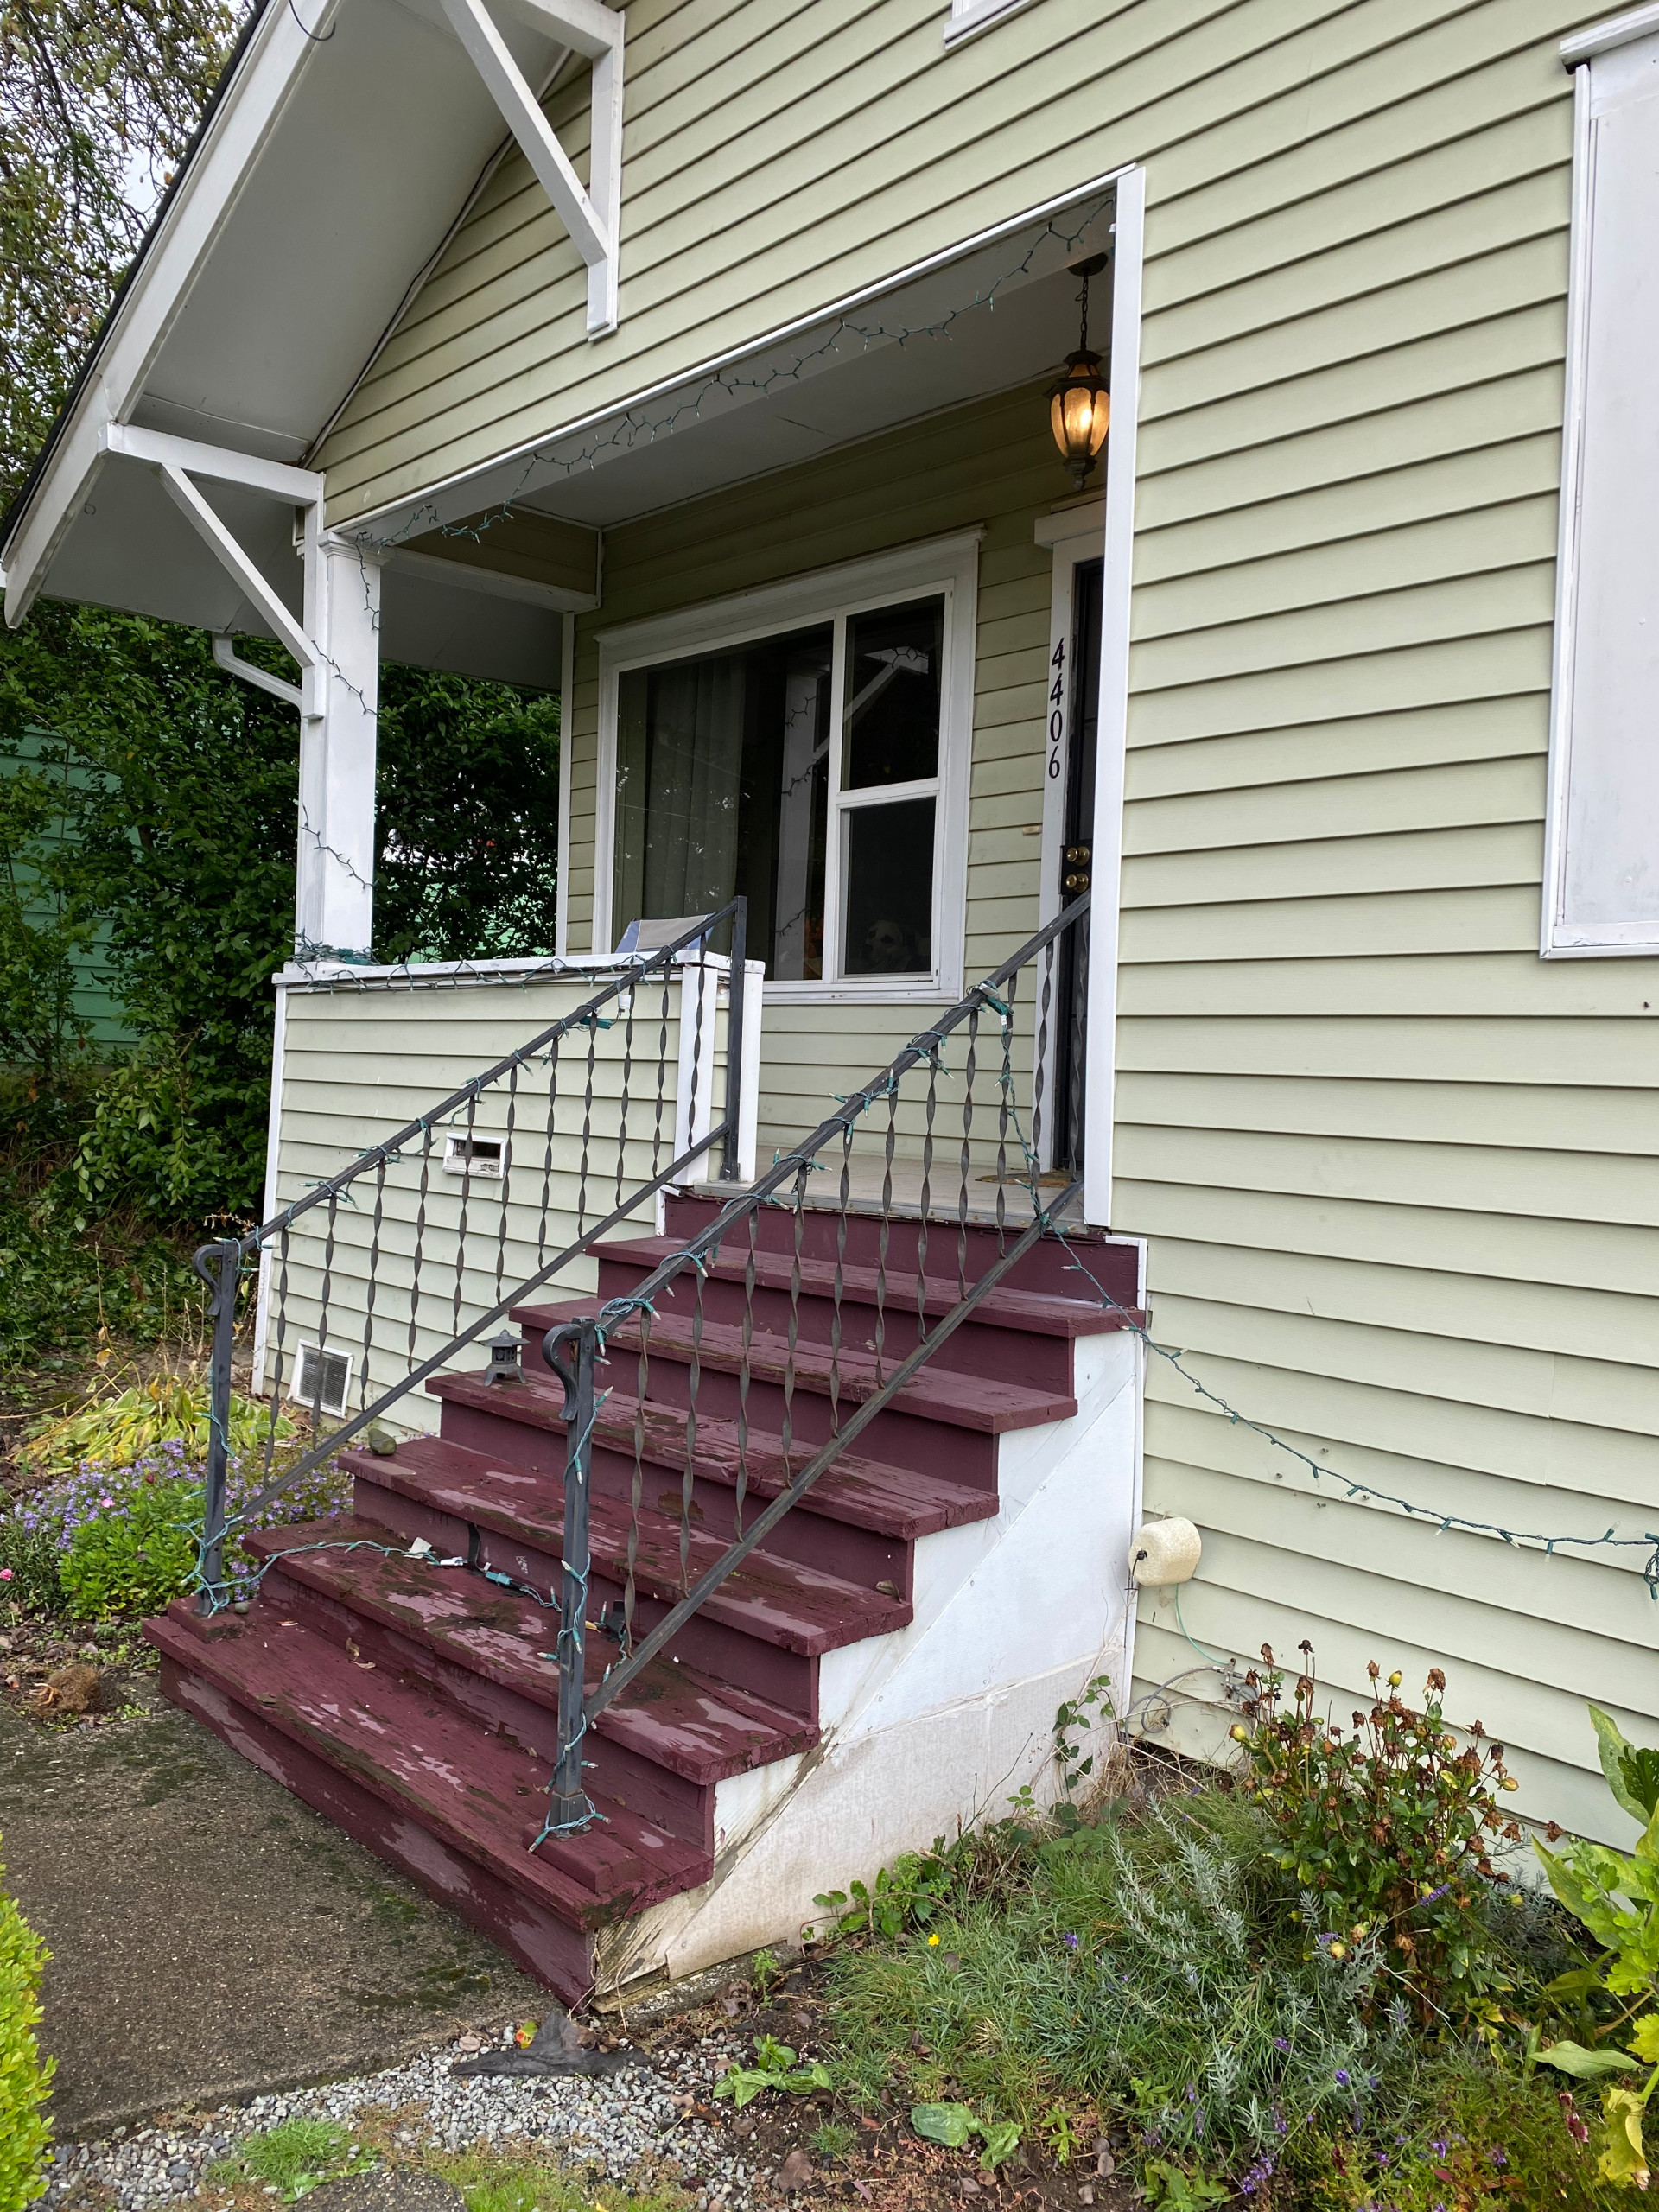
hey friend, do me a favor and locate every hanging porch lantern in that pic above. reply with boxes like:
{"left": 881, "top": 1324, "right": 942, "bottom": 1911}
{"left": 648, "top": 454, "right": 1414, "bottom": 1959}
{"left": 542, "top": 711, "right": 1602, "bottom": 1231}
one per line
{"left": 1048, "top": 252, "right": 1110, "bottom": 492}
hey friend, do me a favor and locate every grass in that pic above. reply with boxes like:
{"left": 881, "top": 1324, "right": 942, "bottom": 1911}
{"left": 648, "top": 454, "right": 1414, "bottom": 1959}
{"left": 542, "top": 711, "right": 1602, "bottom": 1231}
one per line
{"left": 822, "top": 1782, "right": 1605, "bottom": 2209}
{"left": 808, "top": 2120, "right": 857, "bottom": 2162}
{"left": 203, "top": 2124, "right": 690, "bottom": 2212}
{"left": 426, "top": 2144, "right": 693, "bottom": 2212}
{"left": 207, "top": 2119, "right": 376, "bottom": 2202}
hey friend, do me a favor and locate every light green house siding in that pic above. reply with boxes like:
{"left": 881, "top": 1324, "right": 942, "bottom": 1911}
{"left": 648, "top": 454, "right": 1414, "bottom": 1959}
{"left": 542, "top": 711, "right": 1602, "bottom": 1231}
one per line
{"left": 313, "top": 0, "right": 1659, "bottom": 1843}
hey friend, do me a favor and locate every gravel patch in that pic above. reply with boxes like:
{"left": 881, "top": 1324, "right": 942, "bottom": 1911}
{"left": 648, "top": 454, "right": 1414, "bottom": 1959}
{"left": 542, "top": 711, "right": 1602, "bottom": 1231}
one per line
{"left": 45, "top": 2024, "right": 769, "bottom": 2212}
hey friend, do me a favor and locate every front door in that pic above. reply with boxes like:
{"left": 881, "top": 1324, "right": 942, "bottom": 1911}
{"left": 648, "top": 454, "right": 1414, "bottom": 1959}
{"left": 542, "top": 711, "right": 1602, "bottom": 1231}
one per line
{"left": 1052, "top": 555, "right": 1103, "bottom": 1174}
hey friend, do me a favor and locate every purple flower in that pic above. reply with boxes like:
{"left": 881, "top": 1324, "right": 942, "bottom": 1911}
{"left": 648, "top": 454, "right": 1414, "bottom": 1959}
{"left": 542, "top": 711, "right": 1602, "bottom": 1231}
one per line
{"left": 1335, "top": 2069, "right": 1350, "bottom": 2087}
{"left": 1273, "top": 2037, "right": 1290, "bottom": 2053}
{"left": 1063, "top": 1932, "right": 1079, "bottom": 1950}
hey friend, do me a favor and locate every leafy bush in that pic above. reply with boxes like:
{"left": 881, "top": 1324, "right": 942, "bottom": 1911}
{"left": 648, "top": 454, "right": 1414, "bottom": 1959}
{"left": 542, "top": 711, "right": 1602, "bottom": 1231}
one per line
{"left": 0, "top": 1181, "right": 203, "bottom": 1375}
{"left": 1534, "top": 1705, "right": 1659, "bottom": 2189}
{"left": 0, "top": 1851, "right": 53, "bottom": 2212}
{"left": 56, "top": 1471, "right": 199, "bottom": 1619}
{"left": 2, "top": 1433, "right": 351, "bottom": 1621}
{"left": 20, "top": 1374, "right": 288, "bottom": 1482}
{"left": 814, "top": 1833, "right": 982, "bottom": 1938}
{"left": 1230, "top": 1643, "right": 1522, "bottom": 2029}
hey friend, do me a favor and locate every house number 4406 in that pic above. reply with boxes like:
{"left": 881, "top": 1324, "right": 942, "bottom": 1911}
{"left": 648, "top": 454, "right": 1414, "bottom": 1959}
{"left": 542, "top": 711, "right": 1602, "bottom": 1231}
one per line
{"left": 1047, "top": 634, "right": 1065, "bottom": 779}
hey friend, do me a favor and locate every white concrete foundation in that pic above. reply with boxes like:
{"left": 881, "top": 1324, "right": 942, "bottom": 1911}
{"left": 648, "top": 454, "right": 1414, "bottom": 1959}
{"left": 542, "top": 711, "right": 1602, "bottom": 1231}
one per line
{"left": 595, "top": 1330, "right": 1142, "bottom": 1993}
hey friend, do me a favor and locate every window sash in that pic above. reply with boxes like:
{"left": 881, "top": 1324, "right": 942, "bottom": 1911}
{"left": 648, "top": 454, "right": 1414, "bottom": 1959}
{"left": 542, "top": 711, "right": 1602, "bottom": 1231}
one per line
{"left": 1546, "top": 17, "right": 1659, "bottom": 957}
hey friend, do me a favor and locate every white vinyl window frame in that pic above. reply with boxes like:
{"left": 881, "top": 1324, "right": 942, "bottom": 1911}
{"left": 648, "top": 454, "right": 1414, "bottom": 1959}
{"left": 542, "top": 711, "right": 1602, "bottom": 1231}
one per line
{"left": 592, "top": 531, "right": 982, "bottom": 1005}
{"left": 1544, "top": 3, "right": 1659, "bottom": 957}
{"left": 944, "top": 0, "right": 1035, "bottom": 43}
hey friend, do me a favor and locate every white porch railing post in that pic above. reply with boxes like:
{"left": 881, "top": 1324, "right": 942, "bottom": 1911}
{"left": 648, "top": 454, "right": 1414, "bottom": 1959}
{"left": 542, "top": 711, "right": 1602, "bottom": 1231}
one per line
{"left": 296, "top": 535, "right": 385, "bottom": 960}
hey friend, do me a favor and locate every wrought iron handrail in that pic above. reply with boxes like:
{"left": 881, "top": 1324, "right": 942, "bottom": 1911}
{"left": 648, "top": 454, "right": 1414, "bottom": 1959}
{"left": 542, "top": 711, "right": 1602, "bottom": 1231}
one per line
{"left": 535, "top": 892, "right": 1090, "bottom": 1834}
{"left": 194, "top": 899, "right": 749, "bottom": 1608}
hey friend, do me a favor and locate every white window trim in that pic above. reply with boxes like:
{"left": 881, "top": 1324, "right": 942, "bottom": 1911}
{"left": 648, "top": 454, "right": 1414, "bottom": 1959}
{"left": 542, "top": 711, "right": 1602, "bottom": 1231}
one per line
{"left": 1033, "top": 500, "right": 1107, "bottom": 943}
{"left": 1543, "top": 12, "right": 1659, "bottom": 957}
{"left": 944, "top": 0, "right": 1036, "bottom": 45}
{"left": 1030, "top": 499, "right": 1105, "bottom": 1167}
{"left": 593, "top": 531, "right": 982, "bottom": 1004}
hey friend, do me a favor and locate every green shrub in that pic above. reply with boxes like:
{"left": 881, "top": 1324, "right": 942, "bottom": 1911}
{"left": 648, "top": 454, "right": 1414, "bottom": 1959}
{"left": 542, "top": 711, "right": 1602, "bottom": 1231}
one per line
{"left": 1231, "top": 1643, "right": 1522, "bottom": 2029}
{"left": 0, "top": 1851, "right": 54, "bottom": 2211}
{"left": 0, "top": 1520, "right": 67, "bottom": 1617}
{"left": 57, "top": 1472, "right": 199, "bottom": 1620}
{"left": 0, "top": 1181, "right": 202, "bottom": 1375}
{"left": 3, "top": 1409, "right": 351, "bottom": 1623}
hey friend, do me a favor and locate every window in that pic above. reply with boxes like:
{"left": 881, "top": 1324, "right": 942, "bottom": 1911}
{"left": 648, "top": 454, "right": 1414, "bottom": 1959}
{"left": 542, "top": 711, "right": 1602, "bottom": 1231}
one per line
{"left": 598, "top": 537, "right": 978, "bottom": 997}
{"left": 1546, "top": 10, "right": 1659, "bottom": 956}
{"left": 944, "top": 0, "right": 1034, "bottom": 43}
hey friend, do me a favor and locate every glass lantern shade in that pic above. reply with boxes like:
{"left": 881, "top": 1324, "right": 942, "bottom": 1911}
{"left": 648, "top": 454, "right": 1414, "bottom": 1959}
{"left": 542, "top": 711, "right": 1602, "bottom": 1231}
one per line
{"left": 1048, "top": 349, "right": 1110, "bottom": 489}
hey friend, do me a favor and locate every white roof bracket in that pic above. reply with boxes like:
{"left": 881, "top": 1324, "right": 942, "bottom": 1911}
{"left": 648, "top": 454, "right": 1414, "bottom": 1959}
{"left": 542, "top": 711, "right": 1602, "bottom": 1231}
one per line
{"left": 437, "top": 0, "right": 621, "bottom": 337}
{"left": 212, "top": 633, "right": 305, "bottom": 710}
{"left": 99, "top": 423, "right": 326, "bottom": 717}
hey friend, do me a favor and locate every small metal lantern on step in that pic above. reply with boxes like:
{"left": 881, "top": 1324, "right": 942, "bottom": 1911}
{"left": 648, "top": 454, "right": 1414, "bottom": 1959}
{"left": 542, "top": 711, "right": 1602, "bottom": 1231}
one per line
{"left": 481, "top": 1328, "right": 524, "bottom": 1385}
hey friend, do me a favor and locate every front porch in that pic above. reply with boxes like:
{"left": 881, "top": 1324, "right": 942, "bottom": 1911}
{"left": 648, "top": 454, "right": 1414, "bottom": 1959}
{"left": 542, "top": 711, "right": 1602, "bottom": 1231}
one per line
{"left": 13, "top": 158, "right": 1150, "bottom": 2004}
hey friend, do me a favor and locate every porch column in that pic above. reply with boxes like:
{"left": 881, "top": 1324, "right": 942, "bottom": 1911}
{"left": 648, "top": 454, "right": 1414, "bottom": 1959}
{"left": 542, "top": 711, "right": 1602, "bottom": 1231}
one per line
{"left": 296, "top": 535, "right": 385, "bottom": 961}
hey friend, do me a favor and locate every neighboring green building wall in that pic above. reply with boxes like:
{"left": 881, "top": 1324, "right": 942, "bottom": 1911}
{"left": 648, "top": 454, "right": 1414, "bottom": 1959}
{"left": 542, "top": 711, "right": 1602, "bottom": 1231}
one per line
{"left": 0, "top": 728, "right": 132, "bottom": 1050}
{"left": 309, "top": 0, "right": 1659, "bottom": 1847}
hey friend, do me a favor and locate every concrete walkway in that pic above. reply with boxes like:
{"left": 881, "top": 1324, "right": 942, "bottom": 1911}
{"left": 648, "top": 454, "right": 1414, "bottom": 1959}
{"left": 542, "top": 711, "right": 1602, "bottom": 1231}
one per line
{"left": 0, "top": 1681, "right": 546, "bottom": 2139}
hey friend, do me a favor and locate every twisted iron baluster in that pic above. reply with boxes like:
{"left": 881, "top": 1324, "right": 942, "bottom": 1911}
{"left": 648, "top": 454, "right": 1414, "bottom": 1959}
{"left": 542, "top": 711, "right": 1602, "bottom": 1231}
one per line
{"left": 452, "top": 1090, "right": 479, "bottom": 1342}
{"left": 1033, "top": 938, "right": 1056, "bottom": 1199}
{"left": 264, "top": 1224, "right": 292, "bottom": 1483}
{"left": 681, "top": 1260, "right": 707, "bottom": 1595}
{"left": 780, "top": 1162, "right": 807, "bottom": 1470}
{"left": 650, "top": 967, "right": 672, "bottom": 1179}
{"left": 917, "top": 1040, "right": 938, "bottom": 1348}
{"left": 406, "top": 1123, "right": 435, "bottom": 1374}
{"left": 615, "top": 973, "right": 637, "bottom": 1213}
{"left": 537, "top": 1036, "right": 561, "bottom": 1276}
{"left": 1068, "top": 913, "right": 1090, "bottom": 1185}
{"left": 829, "top": 1121, "right": 851, "bottom": 1439}
{"left": 576, "top": 1012, "right": 598, "bottom": 1237}
{"left": 626, "top": 1300, "right": 649, "bottom": 1649}
{"left": 685, "top": 949, "right": 707, "bottom": 1175}
{"left": 995, "top": 972, "right": 1018, "bottom": 1251}
{"left": 736, "top": 1204, "right": 757, "bottom": 1512}
{"left": 359, "top": 1154, "right": 388, "bottom": 1414}
{"left": 874, "top": 1083, "right": 898, "bottom": 1388}
{"left": 958, "top": 1005, "right": 979, "bottom": 1300}
{"left": 313, "top": 1191, "right": 340, "bottom": 1441}
{"left": 495, "top": 1056, "right": 520, "bottom": 1312}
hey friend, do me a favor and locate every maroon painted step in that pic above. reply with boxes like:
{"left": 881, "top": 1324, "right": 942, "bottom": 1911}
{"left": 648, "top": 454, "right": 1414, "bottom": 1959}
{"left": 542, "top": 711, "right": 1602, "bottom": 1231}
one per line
{"left": 511, "top": 1297, "right": 1081, "bottom": 1437}
{"left": 241, "top": 1520, "right": 817, "bottom": 1845}
{"left": 582, "top": 1235, "right": 1137, "bottom": 1393}
{"left": 148, "top": 1599, "right": 709, "bottom": 1997}
{"left": 662, "top": 1192, "right": 1140, "bottom": 1306}
{"left": 349, "top": 1433, "right": 912, "bottom": 1662}
{"left": 433, "top": 1366, "right": 1003, "bottom": 1539}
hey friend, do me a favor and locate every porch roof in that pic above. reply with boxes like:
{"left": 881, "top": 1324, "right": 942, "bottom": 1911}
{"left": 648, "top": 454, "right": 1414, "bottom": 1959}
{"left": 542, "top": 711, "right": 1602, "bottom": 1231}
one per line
{"left": 0, "top": 0, "right": 1116, "bottom": 690}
